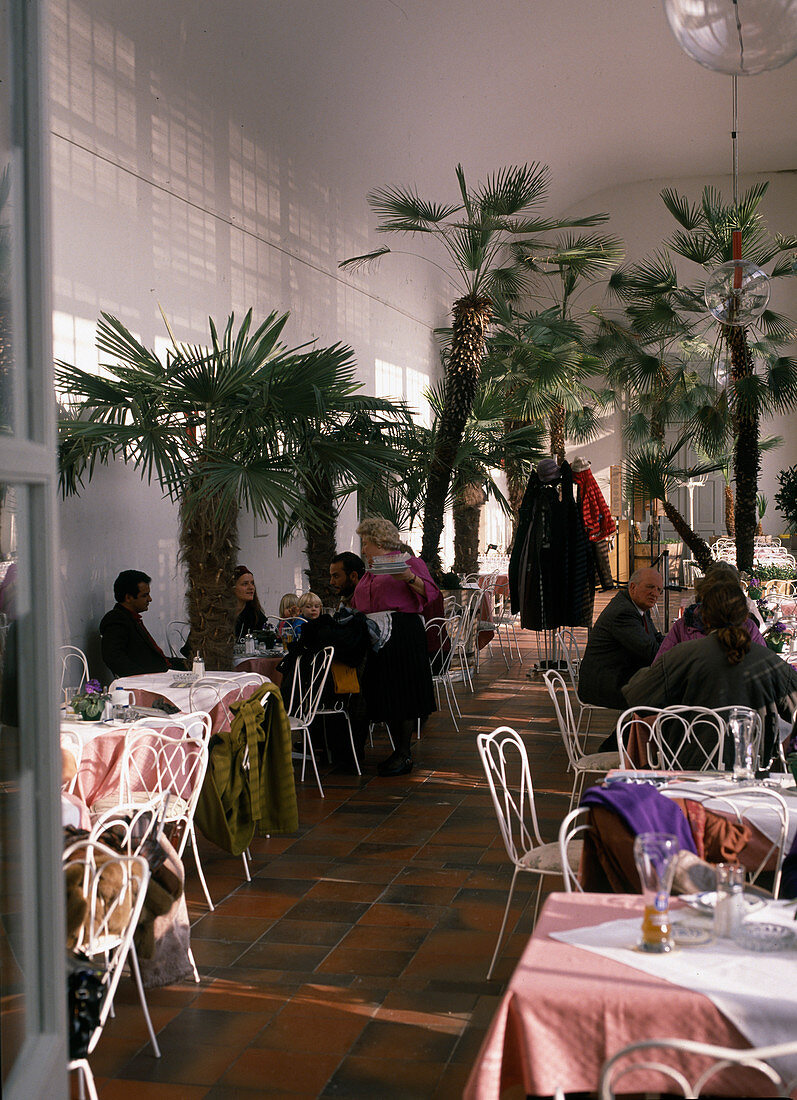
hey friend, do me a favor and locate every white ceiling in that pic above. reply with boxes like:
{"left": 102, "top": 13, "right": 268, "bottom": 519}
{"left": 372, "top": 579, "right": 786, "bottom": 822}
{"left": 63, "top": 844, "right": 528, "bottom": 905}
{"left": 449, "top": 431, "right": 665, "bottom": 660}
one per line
{"left": 180, "top": 0, "right": 797, "bottom": 211}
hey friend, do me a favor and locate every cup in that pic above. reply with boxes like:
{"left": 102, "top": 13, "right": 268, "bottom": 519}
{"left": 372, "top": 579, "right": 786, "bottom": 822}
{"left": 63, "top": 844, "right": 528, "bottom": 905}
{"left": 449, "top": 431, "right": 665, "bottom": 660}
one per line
{"left": 633, "top": 832, "right": 680, "bottom": 953}
{"left": 714, "top": 862, "right": 745, "bottom": 939}
{"left": 728, "top": 707, "right": 757, "bottom": 780}
{"left": 63, "top": 685, "right": 79, "bottom": 713}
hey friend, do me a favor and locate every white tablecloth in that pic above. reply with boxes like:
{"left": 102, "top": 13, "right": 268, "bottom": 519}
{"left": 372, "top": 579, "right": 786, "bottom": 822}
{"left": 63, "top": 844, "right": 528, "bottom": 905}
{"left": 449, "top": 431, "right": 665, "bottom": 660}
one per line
{"left": 110, "top": 670, "right": 268, "bottom": 716}
{"left": 552, "top": 900, "right": 797, "bottom": 1077}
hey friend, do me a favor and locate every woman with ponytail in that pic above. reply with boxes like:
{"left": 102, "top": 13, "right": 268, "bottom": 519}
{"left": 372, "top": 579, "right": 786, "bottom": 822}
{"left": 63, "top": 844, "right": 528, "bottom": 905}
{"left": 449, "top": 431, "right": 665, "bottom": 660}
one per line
{"left": 623, "top": 579, "right": 797, "bottom": 765}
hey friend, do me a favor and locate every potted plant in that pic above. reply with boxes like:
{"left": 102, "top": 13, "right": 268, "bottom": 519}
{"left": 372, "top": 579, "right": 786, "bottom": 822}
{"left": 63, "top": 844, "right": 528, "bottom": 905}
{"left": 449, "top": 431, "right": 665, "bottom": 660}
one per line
{"left": 71, "top": 678, "right": 108, "bottom": 721}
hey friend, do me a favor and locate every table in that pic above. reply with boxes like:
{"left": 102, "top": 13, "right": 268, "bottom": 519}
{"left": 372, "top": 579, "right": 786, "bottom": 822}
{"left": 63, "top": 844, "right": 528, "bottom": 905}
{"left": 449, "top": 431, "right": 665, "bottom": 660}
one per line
{"left": 465, "top": 892, "right": 779, "bottom": 1098}
{"left": 233, "top": 654, "right": 283, "bottom": 684}
{"left": 110, "top": 670, "right": 268, "bottom": 732}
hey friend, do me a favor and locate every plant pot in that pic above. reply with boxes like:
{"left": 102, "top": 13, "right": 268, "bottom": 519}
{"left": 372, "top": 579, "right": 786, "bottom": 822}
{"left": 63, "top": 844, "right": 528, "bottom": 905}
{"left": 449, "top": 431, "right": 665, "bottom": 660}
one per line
{"left": 78, "top": 704, "right": 104, "bottom": 721}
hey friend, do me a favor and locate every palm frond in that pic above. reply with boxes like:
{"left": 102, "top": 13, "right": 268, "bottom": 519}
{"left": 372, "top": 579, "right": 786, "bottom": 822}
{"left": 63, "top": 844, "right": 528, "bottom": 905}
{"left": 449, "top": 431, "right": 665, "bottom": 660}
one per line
{"left": 660, "top": 188, "right": 703, "bottom": 230}
{"left": 338, "top": 247, "right": 392, "bottom": 272}
{"left": 367, "top": 184, "right": 460, "bottom": 227}
{"left": 475, "top": 163, "right": 550, "bottom": 216}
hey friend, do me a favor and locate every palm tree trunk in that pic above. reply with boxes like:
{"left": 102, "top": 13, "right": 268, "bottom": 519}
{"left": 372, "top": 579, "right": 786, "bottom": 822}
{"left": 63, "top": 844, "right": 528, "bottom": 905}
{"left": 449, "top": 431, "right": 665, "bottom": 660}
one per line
{"left": 504, "top": 418, "right": 527, "bottom": 547}
{"left": 724, "top": 481, "right": 736, "bottom": 536}
{"left": 661, "top": 500, "right": 714, "bottom": 572}
{"left": 421, "top": 294, "right": 491, "bottom": 575}
{"left": 452, "top": 482, "right": 486, "bottom": 575}
{"left": 180, "top": 488, "right": 238, "bottom": 671}
{"left": 550, "top": 404, "right": 565, "bottom": 463}
{"left": 726, "top": 324, "right": 759, "bottom": 574}
{"left": 303, "top": 470, "right": 337, "bottom": 600}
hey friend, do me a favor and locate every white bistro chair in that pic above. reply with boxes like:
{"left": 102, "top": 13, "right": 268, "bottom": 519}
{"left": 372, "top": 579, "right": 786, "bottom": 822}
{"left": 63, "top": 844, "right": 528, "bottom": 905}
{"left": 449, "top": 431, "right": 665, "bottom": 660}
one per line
{"left": 543, "top": 669, "right": 619, "bottom": 809}
{"left": 426, "top": 615, "right": 462, "bottom": 730}
{"left": 64, "top": 841, "right": 153, "bottom": 1100}
{"left": 286, "top": 645, "right": 335, "bottom": 797}
{"left": 599, "top": 1037, "right": 797, "bottom": 1099}
{"left": 477, "top": 726, "right": 583, "bottom": 979}
{"left": 60, "top": 644, "right": 89, "bottom": 698}
{"left": 557, "top": 806, "right": 591, "bottom": 893}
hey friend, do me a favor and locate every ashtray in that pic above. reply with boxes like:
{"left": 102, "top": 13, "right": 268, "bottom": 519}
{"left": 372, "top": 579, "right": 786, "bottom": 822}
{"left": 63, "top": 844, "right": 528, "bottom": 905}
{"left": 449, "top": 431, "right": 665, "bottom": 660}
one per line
{"left": 670, "top": 923, "right": 713, "bottom": 946}
{"left": 734, "top": 922, "right": 795, "bottom": 952}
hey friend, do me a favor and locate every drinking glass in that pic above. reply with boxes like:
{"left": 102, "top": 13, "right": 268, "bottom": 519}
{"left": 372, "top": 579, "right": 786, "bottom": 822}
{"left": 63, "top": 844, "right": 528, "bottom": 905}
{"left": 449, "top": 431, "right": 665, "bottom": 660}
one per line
{"left": 728, "top": 707, "right": 757, "bottom": 780}
{"left": 633, "top": 832, "right": 680, "bottom": 953}
{"left": 713, "top": 862, "right": 745, "bottom": 938}
{"left": 63, "top": 685, "right": 79, "bottom": 713}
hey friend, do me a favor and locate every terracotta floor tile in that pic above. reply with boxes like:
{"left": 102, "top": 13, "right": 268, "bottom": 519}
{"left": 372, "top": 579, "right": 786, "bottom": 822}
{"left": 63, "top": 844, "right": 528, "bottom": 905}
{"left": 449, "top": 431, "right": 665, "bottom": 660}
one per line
{"left": 219, "top": 1047, "right": 340, "bottom": 1094}
{"left": 154, "top": 1008, "right": 272, "bottom": 1049}
{"left": 235, "top": 940, "right": 332, "bottom": 972}
{"left": 302, "top": 878, "right": 384, "bottom": 903}
{"left": 191, "top": 914, "right": 274, "bottom": 942}
{"left": 283, "top": 897, "right": 370, "bottom": 925}
{"left": 97, "top": 1081, "right": 209, "bottom": 1099}
{"left": 356, "top": 902, "right": 446, "bottom": 929}
{"left": 118, "top": 1041, "right": 240, "bottom": 1086}
{"left": 315, "top": 945, "right": 413, "bottom": 978}
{"left": 348, "top": 1017, "right": 460, "bottom": 1063}
{"left": 260, "top": 918, "right": 350, "bottom": 947}
{"left": 250, "top": 1000, "right": 371, "bottom": 1053}
{"left": 337, "top": 923, "right": 429, "bottom": 953}
{"left": 321, "top": 1056, "right": 444, "bottom": 1098}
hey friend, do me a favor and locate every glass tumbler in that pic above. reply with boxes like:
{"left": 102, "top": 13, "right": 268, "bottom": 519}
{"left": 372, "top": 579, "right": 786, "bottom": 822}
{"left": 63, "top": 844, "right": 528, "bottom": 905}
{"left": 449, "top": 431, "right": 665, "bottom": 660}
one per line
{"left": 714, "top": 862, "right": 745, "bottom": 938}
{"left": 728, "top": 707, "right": 757, "bottom": 780}
{"left": 633, "top": 832, "right": 680, "bottom": 953}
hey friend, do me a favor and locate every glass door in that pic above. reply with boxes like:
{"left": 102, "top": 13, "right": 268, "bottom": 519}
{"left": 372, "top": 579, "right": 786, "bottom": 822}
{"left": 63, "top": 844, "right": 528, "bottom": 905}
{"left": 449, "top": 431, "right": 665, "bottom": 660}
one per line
{"left": 0, "top": 0, "right": 66, "bottom": 1095}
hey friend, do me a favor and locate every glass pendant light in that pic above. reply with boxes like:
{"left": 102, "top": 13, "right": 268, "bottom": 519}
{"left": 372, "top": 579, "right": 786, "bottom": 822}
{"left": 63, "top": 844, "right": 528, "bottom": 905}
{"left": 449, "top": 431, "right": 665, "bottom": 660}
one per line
{"left": 662, "top": 0, "right": 797, "bottom": 75}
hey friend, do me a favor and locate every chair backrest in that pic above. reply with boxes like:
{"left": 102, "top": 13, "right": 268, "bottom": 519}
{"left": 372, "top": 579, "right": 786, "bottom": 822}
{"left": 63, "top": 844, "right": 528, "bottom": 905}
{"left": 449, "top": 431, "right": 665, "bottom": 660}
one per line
{"left": 442, "top": 594, "right": 459, "bottom": 617}
{"left": 60, "top": 645, "right": 89, "bottom": 694}
{"left": 663, "top": 783, "right": 789, "bottom": 897}
{"left": 128, "top": 710, "right": 214, "bottom": 746}
{"left": 599, "top": 1036, "right": 797, "bottom": 1099}
{"left": 648, "top": 706, "right": 726, "bottom": 771}
{"left": 554, "top": 628, "right": 582, "bottom": 692}
{"left": 455, "top": 589, "right": 483, "bottom": 651}
{"left": 188, "top": 673, "right": 264, "bottom": 726}
{"left": 63, "top": 840, "right": 150, "bottom": 1049}
{"left": 425, "top": 616, "right": 456, "bottom": 677}
{"left": 287, "top": 645, "right": 334, "bottom": 725}
{"left": 543, "top": 669, "right": 581, "bottom": 769}
{"left": 119, "top": 727, "right": 209, "bottom": 825}
{"left": 558, "top": 806, "right": 590, "bottom": 892}
{"left": 616, "top": 706, "right": 725, "bottom": 771}
{"left": 88, "top": 797, "right": 166, "bottom": 856}
{"left": 476, "top": 726, "right": 544, "bottom": 867}
{"left": 166, "top": 620, "right": 190, "bottom": 658}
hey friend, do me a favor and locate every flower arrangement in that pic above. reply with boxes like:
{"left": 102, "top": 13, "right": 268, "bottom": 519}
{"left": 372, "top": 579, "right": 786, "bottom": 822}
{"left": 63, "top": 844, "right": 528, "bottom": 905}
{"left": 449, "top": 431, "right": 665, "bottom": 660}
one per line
{"left": 72, "top": 678, "right": 108, "bottom": 720}
{"left": 764, "top": 621, "right": 796, "bottom": 655}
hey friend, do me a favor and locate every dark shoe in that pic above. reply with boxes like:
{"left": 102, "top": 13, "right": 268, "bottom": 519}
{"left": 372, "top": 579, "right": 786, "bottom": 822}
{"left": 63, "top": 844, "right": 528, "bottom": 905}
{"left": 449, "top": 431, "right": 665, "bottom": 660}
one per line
{"left": 377, "top": 752, "right": 413, "bottom": 777}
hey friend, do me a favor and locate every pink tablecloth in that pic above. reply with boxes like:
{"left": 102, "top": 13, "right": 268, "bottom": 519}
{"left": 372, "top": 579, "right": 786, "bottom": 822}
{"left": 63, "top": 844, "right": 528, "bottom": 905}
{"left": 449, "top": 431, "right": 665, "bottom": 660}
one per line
{"left": 234, "top": 655, "right": 283, "bottom": 685}
{"left": 465, "top": 892, "right": 761, "bottom": 1099}
{"left": 112, "top": 671, "right": 267, "bottom": 733}
{"left": 70, "top": 723, "right": 197, "bottom": 810}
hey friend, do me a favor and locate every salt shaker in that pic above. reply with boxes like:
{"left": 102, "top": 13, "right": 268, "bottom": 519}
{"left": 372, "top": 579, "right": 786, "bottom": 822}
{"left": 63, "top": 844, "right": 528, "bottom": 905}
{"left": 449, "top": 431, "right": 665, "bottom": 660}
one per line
{"left": 244, "top": 633, "right": 255, "bottom": 656}
{"left": 713, "top": 862, "right": 745, "bottom": 938}
{"left": 192, "top": 654, "right": 205, "bottom": 676}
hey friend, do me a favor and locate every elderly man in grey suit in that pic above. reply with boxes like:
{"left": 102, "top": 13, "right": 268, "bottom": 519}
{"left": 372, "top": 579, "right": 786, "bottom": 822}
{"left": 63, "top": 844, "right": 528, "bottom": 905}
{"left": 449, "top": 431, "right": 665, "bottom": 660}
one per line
{"left": 578, "top": 567, "right": 664, "bottom": 710}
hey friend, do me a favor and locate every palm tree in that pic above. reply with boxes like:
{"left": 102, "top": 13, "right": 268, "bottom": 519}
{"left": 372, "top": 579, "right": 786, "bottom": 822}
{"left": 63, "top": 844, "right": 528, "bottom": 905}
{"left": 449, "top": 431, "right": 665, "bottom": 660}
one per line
{"left": 624, "top": 438, "right": 721, "bottom": 570}
{"left": 57, "top": 309, "right": 374, "bottom": 667}
{"left": 358, "top": 379, "right": 545, "bottom": 574}
{"left": 603, "top": 182, "right": 797, "bottom": 572}
{"left": 274, "top": 401, "right": 413, "bottom": 596}
{"left": 340, "top": 163, "right": 609, "bottom": 574}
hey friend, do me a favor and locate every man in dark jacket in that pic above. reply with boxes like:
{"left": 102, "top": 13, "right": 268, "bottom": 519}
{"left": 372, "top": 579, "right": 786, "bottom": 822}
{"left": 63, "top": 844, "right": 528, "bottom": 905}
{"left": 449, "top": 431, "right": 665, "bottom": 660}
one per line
{"left": 578, "top": 567, "right": 664, "bottom": 710}
{"left": 100, "top": 569, "right": 183, "bottom": 677}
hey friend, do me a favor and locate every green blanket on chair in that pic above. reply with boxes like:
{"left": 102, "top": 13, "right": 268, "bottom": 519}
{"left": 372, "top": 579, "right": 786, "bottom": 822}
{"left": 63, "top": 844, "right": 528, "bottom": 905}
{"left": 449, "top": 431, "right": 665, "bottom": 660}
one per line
{"left": 194, "top": 682, "right": 298, "bottom": 854}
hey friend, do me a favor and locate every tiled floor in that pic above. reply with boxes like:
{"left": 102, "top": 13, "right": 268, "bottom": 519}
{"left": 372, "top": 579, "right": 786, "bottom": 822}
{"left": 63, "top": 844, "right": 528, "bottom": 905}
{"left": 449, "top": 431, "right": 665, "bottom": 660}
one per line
{"left": 88, "top": 604, "right": 626, "bottom": 1099}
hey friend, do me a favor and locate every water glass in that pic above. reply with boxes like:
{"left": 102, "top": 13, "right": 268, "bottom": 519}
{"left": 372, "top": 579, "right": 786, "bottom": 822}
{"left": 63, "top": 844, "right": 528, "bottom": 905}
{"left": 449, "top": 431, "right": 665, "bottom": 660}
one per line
{"left": 633, "top": 832, "right": 680, "bottom": 953}
{"left": 728, "top": 707, "right": 757, "bottom": 780}
{"left": 63, "top": 685, "right": 79, "bottom": 712}
{"left": 714, "top": 862, "right": 745, "bottom": 938}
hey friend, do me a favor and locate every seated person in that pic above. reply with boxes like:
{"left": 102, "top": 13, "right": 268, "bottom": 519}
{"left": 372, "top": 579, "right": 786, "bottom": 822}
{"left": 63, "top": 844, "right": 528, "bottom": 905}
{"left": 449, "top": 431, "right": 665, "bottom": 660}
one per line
{"left": 100, "top": 569, "right": 184, "bottom": 677}
{"left": 329, "top": 552, "right": 366, "bottom": 609}
{"left": 578, "top": 567, "right": 664, "bottom": 710}
{"left": 233, "top": 565, "right": 268, "bottom": 639}
{"left": 624, "top": 580, "right": 797, "bottom": 767}
{"left": 277, "top": 593, "right": 300, "bottom": 641}
{"left": 656, "top": 565, "right": 765, "bottom": 661}
{"left": 294, "top": 591, "right": 322, "bottom": 637}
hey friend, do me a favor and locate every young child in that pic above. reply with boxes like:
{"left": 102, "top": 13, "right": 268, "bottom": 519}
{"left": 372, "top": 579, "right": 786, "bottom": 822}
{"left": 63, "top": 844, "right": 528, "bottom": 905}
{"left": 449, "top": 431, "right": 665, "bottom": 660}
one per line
{"left": 297, "top": 591, "right": 323, "bottom": 621}
{"left": 277, "top": 592, "right": 300, "bottom": 642}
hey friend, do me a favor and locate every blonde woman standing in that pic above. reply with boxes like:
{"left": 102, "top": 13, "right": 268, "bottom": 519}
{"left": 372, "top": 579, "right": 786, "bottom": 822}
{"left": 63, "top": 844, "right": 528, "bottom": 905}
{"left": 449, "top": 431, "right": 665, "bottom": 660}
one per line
{"left": 351, "top": 517, "right": 439, "bottom": 776}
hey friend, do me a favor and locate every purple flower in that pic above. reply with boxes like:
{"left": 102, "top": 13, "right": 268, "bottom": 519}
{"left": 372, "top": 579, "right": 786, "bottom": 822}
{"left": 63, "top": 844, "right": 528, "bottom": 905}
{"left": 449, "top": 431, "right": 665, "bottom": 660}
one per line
{"left": 85, "top": 678, "right": 103, "bottom": 694}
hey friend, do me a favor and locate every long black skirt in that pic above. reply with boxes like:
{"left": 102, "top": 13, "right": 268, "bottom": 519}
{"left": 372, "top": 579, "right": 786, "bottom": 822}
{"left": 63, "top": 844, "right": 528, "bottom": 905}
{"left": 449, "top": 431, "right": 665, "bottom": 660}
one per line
{"left": 362, "top": 612, "right": 436, "bottom": 723}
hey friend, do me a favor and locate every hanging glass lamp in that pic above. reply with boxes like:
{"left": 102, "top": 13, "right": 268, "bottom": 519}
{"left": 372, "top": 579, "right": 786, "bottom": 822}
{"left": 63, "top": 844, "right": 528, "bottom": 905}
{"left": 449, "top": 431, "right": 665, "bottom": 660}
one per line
{"left": 662, "top": 0, "right": 797, "bottom": 75}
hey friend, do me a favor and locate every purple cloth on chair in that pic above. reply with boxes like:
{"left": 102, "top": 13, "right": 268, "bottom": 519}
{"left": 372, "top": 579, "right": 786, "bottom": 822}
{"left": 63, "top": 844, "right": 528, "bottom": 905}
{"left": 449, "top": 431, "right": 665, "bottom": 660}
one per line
{"left": 581, "top": 783, "right": 697, "bottom": 855}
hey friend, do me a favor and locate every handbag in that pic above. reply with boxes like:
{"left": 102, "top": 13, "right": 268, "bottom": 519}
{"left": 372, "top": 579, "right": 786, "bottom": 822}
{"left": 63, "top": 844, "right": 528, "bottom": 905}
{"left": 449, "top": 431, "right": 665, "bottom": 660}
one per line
{"left": 66, "top": 950, "right": 105, "bottom": 1059}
